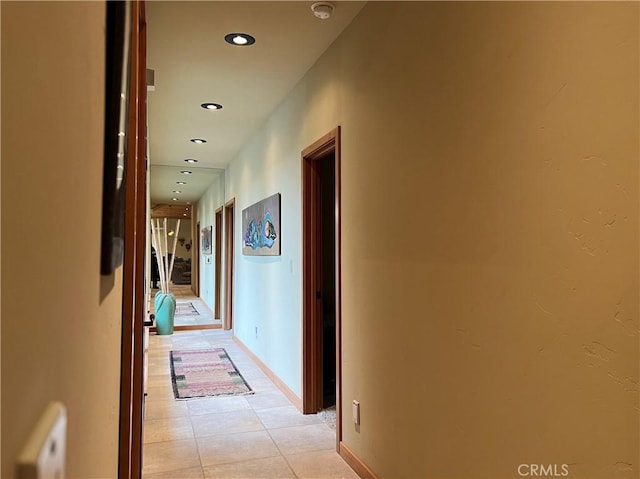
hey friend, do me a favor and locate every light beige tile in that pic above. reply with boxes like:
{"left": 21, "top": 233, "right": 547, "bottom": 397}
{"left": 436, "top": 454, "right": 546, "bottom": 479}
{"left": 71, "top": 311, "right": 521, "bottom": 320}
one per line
{"left": 144, "top": 307, "right": 348, "bottom": 477}
{"left": 147, "top": 350, "right": 172, "bottom": 359}
{"left": 143, "top": 465, "right": 204, "bottom": 479}
{"left": 246, "top": 378, "right": 281, "bottom": 393}
{"left": 202, "top": 456, "right": 296, "bottom": 479}
{"left": 146, "top": 384, "right": 177, "bottom": 402}
{"left": 147, "top": 375, "right": 173, "bottom": 389}
{"left": 233, "top": 365, "right": 266, "bottom": 379}
{"left": 144, "top": 416, "right": 194, "bottom": 444}
{"left": 145, "top": 398, "right": 189, "bottom": 420}
{"left": 247, "top": 391, "right": 292, "bottom": 410}
{"left": 268, "top": 424, "right": 335, "bottom": 455}
{"left": 171, "top": 339, "right": 211, "bottom": 350}
{"left": 142, "top": 438, "right": 201, "bottom": 476}
{"left": 197, "top": 430, "right": 280, "bottom": 467}
{"left": 285, "top": 450, "right": 359, "bottom": 479}
{"left": 149, "top": 339, "right": 174, "bottom": 350}
{"left": 187, "top": 395, "right": 251, "bottom": 416}
{"left": 146, "top": 360, "right": 171, "bottom": 371}
{"left": 192, "top": 409, "right": 264, "bottom": 437}
{"left": 256, "top": 406, "right": 322, "bottom": 430}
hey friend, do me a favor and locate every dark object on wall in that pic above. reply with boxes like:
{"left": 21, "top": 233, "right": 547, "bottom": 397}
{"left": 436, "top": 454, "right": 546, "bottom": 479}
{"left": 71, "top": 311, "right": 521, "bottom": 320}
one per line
{"left": 242, "top": 193, "right": 281, "bottom": 256}
{"left": 101, "top": 1, "right": 132, "bottom": 275}
{"left": 171, "top": 258, "right": 192, "bottom": 285}
{"left": 201, "top": 226, "right": 213, "bottom": 254}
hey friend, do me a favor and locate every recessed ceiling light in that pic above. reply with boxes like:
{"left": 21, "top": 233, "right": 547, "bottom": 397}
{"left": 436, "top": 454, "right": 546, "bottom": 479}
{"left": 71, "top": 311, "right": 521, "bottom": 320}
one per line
{"left": 224, "top": 33, "right": 256, "bottom": 46}
{"left": 180, "top": 170, "right": 193, "bottom": 175}
{"left": 184, "top": 158, "right": 198, "bottom": 163}
{"left": 201, "top": 103, "right": 222, "bottom": 110}
{"left": 172, "top": 197, "right": 179, "bottom": 201}
{"left": 183, "top": 213, "right": 187, "bottom": 217}
{"left": 190, "top": 138, "right": 207, "bottom": 144}
{"left": 173, "top": 190, "right": 182, "bottom": 193}
{"left": 176, "top": 181, "right": 187, "bottom": 185}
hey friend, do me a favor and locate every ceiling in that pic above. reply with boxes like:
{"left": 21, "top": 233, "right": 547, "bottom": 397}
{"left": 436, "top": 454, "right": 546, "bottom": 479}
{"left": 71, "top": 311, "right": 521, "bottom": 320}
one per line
{"left": 146, "top": 1, "right": 366, "bottom": 205}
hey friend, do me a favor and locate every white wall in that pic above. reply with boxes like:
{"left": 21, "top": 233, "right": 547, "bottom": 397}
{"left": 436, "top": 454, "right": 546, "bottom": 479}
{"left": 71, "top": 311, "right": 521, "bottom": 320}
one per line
{"left": 161, "top": 218, "right": 191, "bottom": 260}
{"left": 196, "top": 173, "right": 225, "bottom": 311}
{"left": 1, "top": 2, "right": 122, "bottom": 478}
{"left": 227, "top": 123, "right": 305, "bottom": 394}
{"left": 226, "top": 2, "right": 639, "bottom": 478}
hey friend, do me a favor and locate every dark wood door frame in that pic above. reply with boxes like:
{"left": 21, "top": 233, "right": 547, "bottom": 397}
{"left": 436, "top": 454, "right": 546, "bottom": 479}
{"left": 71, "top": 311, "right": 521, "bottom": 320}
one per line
{"left": 119, "top": 1, "right": 147, "bottom": 478}
{"left": 215, "top": 207, "right": 223, "bottom": 319}
{"left": 195, "top": 220, "right": 201, "bottom": 297}
{"left": 224, "top": 198, "right": 236, "bottom": 331}
{"left": 302, "top": 126, "right": 342, "bottom": 450}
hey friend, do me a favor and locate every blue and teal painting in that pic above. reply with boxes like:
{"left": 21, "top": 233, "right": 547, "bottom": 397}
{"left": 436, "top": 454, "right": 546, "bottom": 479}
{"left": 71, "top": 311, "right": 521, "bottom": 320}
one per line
{"left": 244, "top": 212, "right": 278, "bottom": 250}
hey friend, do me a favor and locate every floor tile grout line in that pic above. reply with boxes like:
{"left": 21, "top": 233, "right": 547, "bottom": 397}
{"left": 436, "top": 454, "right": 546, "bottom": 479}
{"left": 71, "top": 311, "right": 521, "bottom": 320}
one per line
{"left": 145, "top": 299, "right": 353, "bottom": 479}
{"left": 264, "top": 427, "right": 300, "bottom": 479}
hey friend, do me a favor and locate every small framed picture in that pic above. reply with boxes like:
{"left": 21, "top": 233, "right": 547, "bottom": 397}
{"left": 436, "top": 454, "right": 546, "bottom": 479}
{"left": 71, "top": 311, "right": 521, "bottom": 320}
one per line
{"left": 201, "top": 225, "right": 212, "bottom": 254}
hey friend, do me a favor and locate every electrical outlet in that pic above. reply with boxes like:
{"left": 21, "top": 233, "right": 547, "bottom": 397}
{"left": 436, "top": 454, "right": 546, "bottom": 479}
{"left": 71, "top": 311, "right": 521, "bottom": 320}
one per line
{"left": 16, "top": 402, "right": 67, "bottom": 479}
{"left": 352, "top": 400, "right": 360, "bottom": 425}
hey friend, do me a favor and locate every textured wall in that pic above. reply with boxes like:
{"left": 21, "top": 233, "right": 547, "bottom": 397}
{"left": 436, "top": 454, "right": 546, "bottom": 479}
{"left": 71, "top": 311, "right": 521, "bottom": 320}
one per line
{"left": 1, "top": 2, "right": 122, "bottom": 478}
{"left": 196, "top": 174, "right": 225, "bottom": 312}
{"left": 227, "top": 2, "right": 638, "bottom": 477}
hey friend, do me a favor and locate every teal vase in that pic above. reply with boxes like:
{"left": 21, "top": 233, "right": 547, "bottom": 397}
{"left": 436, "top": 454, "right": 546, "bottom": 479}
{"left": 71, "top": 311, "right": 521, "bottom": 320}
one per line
{"left": 154, "top": 292, "right": 176, "bottom": 335}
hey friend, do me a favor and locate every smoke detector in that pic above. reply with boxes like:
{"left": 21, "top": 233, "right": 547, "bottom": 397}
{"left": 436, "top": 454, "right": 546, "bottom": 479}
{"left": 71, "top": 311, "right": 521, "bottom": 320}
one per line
{"left": 311, "top": 2, "right": 334, "bottom": 20}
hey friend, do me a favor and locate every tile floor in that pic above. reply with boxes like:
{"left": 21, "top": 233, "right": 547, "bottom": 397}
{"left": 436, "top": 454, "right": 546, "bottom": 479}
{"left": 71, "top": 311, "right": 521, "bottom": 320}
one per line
{"left": 143, "top": 327, "right": 358, "bottom": 479}
{"left": 150, "top": 285, "right": 222, "bottom": 328}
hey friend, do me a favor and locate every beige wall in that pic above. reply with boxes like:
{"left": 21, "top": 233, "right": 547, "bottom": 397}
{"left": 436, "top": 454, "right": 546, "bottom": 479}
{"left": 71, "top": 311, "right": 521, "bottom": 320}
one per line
{"left": 338, "top": 4, "right": 638, "bottom": 477}
{"left": 1, "top": 2, "right": 121, "bottom": 478}
{"left": 228, "top": 2, "right": 638, "bottom": 478}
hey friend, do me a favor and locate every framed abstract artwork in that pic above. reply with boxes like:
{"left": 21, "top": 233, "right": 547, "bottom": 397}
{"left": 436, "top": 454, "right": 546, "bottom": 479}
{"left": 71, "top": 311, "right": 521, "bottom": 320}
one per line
{"left": 100, "top": 0, "right": 132, "bottom": 275}
{"left": 242, "top": 193, "right": 281, "bottom": 256}
{"left": 201, "top": 225, "right": 212, "bottom": 254}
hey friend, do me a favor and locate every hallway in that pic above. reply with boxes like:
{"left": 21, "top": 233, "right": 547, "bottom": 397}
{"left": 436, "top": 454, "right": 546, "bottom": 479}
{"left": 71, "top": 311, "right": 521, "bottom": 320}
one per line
{"left": 143, "top": 302, "right": 356, "bottom": 478}
{"left": 153, "top": 285, "right": 222, "bottom": 329}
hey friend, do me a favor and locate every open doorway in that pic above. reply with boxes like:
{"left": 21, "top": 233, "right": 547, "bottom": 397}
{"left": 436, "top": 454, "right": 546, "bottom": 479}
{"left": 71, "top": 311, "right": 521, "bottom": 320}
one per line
{"left": 194, "top": 221, "right": 200, "bottom": 297}
{"left": 215, "top": 207, "right": 223, "bottom": 319}
{"left": 224, "top": 198, "right": 236, "bottom": 330}
{"left": 302, "top": 127, "right": 342, "bottom": 449}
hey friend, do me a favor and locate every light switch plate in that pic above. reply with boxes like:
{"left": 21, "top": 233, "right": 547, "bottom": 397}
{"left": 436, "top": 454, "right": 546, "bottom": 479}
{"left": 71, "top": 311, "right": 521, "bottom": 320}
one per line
{"left": 16, "top": 402, "right": 67, "bottom": 479}
{"left": 352, "top": 400, "right": 360, "bottom": 425}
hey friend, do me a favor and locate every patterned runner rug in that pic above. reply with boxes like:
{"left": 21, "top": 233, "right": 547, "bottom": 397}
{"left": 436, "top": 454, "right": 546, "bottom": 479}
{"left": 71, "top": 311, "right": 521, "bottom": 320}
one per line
{"left": 170, "top": 348, "right": 253, "bottom": 399}
{"left": 175, "top": 302, "right": 199, "bottom": 316}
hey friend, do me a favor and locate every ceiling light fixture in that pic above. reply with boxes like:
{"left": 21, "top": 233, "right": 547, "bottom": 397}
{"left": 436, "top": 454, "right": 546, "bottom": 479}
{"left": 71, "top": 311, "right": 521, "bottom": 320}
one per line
{"left": 224, "top": 33, "right": 256, "bottom": 46}
{"left": 311, "top": 1, "right": 334, "bottom": 19}
{"left": 176, "top": 181, "right": 187, "bottom": 185}
{"left": 173, "top": 190, "right": 182, "bottom": 193}
{"left": 201, "top": 103, "right": 222, "bottom": 110}
{"left": 190, "top": 138, "right": 207, "bottom": 144}
{"left": 180, "top": 170, "right": 193, "bottom": 175}
{"left": 172, "top": 197, "right": 179, "bottom": 201}
{"left": 184, "top": 158, "right": 198, "bottom": 163}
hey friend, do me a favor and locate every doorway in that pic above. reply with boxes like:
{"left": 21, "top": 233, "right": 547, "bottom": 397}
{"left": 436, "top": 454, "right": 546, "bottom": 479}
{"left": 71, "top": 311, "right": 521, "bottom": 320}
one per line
{"left": 224, "top": 198, "right": 236, "bottom": 330}
{"left": 194, "top": 221, "right": 200, "bottom": 297}
{"left": 302, "top": 127, "right": 342, "bottom": 449}
{"left": 215, "top": 207, "right": 223, "bottom": 319}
